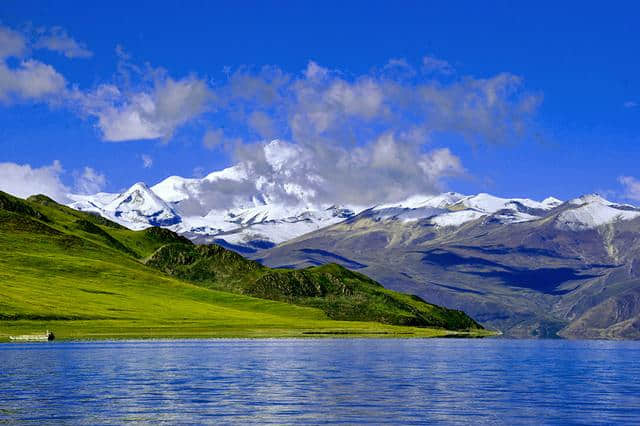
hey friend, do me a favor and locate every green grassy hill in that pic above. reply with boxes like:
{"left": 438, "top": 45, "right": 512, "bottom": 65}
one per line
{"left": 0, "top": 191, "right": 488, "bottom": 340}
{"left": 146, "top": 244, "right": 480, "bottom": 329}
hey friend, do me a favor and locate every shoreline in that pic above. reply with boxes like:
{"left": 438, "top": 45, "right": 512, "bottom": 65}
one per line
{"left": 0, "top": 319, "right": 496, "bottom": 342}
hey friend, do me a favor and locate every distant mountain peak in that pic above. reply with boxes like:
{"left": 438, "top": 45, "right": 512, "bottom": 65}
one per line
{"left": 556, "top": 196, "right": 640, "bottom": 231}
{"left": 542, "top": 196, "right": 563, "bottom": 207}
{"left": 69, "top": 181, "right": 180, "bottom": 229}
{"left": 569, "top": 193, "right": 612, "bottom": 206}
{"left": 129, "top": 181, "right": 150, "bottom": 190}
{"left": 66, "top": 158, "right": 640, "bottom": 251}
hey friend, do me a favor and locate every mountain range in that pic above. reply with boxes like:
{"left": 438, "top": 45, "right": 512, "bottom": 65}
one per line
{"left": 256, "top": 193, "right": 640, "bottom": 339}
{"left": 69, "top": 142, "right": 359, "bottom": 253}
{"left": 64, "top": 146, "right": 640, "bottom": 339}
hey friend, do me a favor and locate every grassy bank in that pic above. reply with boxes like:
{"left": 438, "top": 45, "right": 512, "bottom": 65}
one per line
{"left": 0, "top": 320, "right": 494, "bottom": 341}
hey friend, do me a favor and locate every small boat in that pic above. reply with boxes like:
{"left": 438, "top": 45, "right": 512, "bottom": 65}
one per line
{"left": 9, "top": 330, "right": 55, "bottom": 342}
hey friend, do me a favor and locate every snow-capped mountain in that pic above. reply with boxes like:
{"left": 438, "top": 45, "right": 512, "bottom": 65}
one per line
{"left": 366, "top": 191, "right": 640, "bottom": 230}
{"left": 177, "top": 202, "right": 356, "bottom": 250}
{"left": 64, "top": 141, "right": 640, "bottom": 252}
{"left": 255, "top": 191, "right": 640, "bottom": 339}
{"left": 68, "top": 180, "right": 357, "bottom": 251}
{"left": 368, "top": 192, "right": 560, "bottom": 226}
{"left": 67, "top": 142, "right": 360, "bottom": 251}
{"left": 68, "top": 182, "right": 180, "bottom": 230}
{"left": 369, "top": 192, "right": 558, "bottom": 227}
{"left": 556, "top": 194, "right": 640, "bottom": 231}
{"left": 67, "top": 169, "right": 640, "bottom": 252}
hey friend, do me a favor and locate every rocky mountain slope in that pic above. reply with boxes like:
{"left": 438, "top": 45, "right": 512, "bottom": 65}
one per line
{"left": 254, "top": 193, "right": 640, "bottom": 339}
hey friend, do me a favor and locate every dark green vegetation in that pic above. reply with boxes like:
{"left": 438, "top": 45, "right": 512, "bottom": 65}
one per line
{"left": 255, "top": 205, "right": 640, "bottom": 339}
{"left": 0, "top": 191, "right": 486, "bottom": 340}
{"left": 146, "top": 244, "right": 479, "bottom": 329}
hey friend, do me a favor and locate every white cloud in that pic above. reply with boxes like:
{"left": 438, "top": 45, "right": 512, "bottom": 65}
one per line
{"left": 202, "top": 128, "right": 224, "bottom": 149}
{"left": 192, "top": 166, "right": 206, "bottom": 178}
{"left": 0, "top": 44, "right": 543, "bottom": 205}
{"left": 0, "top": 161, "right": 69, "bottom": 202}
{"left": 371, "top": 132, "right": 407, "bottom": 169}
{"left": 141, "top": 154, "right": 153, "bottom": 168}
{"left": 382, "top": 58, "right": 416, "bottom": 78}
{"left": 0, "top": 26, "right": 26, "bottom": 59}
{"left": 327, "top": 78, "right": 384, "bottom": 118}
{"left": 0, "top": 59, "right": 66, "bottom": 102}
{"left": 248, "top": 110, "right": 277, "bottom": 138}
{"left": 0, "top": 25, "right": 67, "bottom": 103}
{"left": 78, "top": 74, "right": 212, "bottom": 141}
{"left": 422, "top": 55, "right": 454, "bottom": 75}
{"left": 73, "top": 167, "right": 106, "bottom": 194}
{"left": 227, "top": 137, "right": 465, "bottom": 207}
{"left": 304, "top": 61, "right": 329, "bottom": 80}
{"left": 202, "top": 128, "right": 241, "bottom": 151}
{"left": 0, "top": 162, "right": 108, "bottom": 201}
{"left": 418, "top": 148, "right": 464, "bottom": 181}
{"left": 34, "top": 26, "right": 92, "bottom": 58}
{"left": 203, "top": 59, "right": 541, "bottom": 205}
{"left": 619, "top": 176, "right": 640, "bottom": 201}
{"left": 0, "top": 30, "right": 207, "bottom": 141}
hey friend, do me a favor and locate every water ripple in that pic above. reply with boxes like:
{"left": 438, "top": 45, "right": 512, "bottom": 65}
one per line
{"left": 1, "top": 339, "right": 639, "bottom": 424}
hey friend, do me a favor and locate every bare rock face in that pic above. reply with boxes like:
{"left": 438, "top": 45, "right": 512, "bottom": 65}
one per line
{"left": 559, "top": 287, "right": 640, "bottom": 339}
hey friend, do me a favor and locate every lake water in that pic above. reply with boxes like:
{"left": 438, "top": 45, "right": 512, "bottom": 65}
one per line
{"left": 1, "top": 338, "right": 639, "bottom": 424}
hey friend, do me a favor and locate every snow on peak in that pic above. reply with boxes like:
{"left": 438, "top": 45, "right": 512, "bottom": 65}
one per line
{"left": 182, "top": 201, "right": 357, "bottom": 246}
{"left": 70, "top": 145, "right": 626, "bottom": 248}
{"left": 368, "top": 192, "right": 558, "bottom": 227}
{"left": 376, "top": 192, "right": 465, "bottom": 210}
{"left": 458, "top": 193, "right": 556, "bottom": 213}
{"left": 430, "top": 210, "right": 485, "bottom": 227}
{"left": 458, "top": 193, "right": 508, "bottom": 212}
{"left": 568, "top": 194, "right": 613, "bottom": 206}
{"left": 150, "top": 141, "right": 321, "bottom": 218}
{"left": 370, "top": 193, "right": 464, "bottom": 222}
{"left": 106, "top": 182, "right": 169, "bottom": 212}
{"left": 152, "top": 165, "right": 250, "bottom": 206}
{"left": 487, "top": 210, "right": 541, "bottom": 225}
{"left": 151, "top": 176, "right": 199, "bottom": 203}
{"left": 556, "top": 203, "right": 640, "bottom": 231}
{"left": 556, "top": 194, "right": 640, "bottom": 230}
{"left": 542, "top": 197, "right": 563, "bottom": 207}
{"left": 204, "top": 164, "right": 249, "bottom": 182}
{"left": 71, "top": 182, "right": 180, "bottom": 230}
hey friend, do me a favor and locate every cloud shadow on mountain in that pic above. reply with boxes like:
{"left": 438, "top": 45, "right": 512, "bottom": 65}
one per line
{"left": 418, "top": 249, "right": 603, "bottom": 295}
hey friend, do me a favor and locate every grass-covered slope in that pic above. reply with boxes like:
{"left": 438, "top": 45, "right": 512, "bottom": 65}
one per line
{"left": 146, "top": 244, "right": 480, "bottom": 329}
{"left": 0, "top": 191, "right": 487, "bottom": 340}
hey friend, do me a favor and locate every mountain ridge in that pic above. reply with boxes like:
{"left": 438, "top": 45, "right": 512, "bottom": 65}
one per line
{"left": 67, "top": 168, "right": 640, "bottom": 254}
{"left": 66, "top": 139, "right": 640, "bottom": 252}
{"left": 255, "top": 193, "right": 640, "bottom": 338}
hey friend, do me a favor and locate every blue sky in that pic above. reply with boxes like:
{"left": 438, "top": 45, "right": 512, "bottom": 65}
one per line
{"left": 1, "top": 1, "right": 640, "bottom": 204}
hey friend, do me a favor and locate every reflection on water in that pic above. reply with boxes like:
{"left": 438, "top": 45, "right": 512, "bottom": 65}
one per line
{"left": 1, "top": 339, "right": 639, "bottom": 424}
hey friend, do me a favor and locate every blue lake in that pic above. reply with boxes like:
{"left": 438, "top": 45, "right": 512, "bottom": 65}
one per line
{"left": 1, "top": 338, "right": 639, "bottom": 424}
